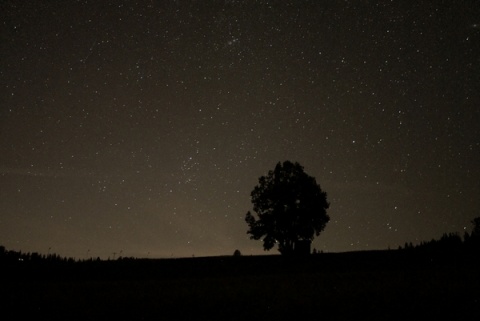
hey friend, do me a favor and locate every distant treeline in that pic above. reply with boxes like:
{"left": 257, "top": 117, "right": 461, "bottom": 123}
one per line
{"left": 2, "top": 218, "right": 478, "bottom": 264}
{"left": 0, "top": 245, "right": 140, "bottom": 265}
{"left": 400, "top": 231, "right": 480, "bottom": 251}
{"left": 0, "top": 246, "right": 80, "bottom": 264}
{"left": 400, "top": 217, "right": 480, "bottom": 251}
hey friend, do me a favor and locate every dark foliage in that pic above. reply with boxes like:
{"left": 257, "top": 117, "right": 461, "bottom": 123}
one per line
{"left": 399, "top": 216, "right": 480, "bottom": 253}
{"left": 245, "top": 161, "right": 329, "bottom": 255}
{"left": 0, "top": 245, "right": 76, "bottom": 264}
{"left": 464, "top": 216, "right": 480, "bottom": 250}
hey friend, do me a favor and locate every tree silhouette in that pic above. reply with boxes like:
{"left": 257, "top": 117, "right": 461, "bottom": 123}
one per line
{"left": 471, "top": 217, "right": 480, "bottom": 236}
{"left": 466, "top": 216, "right": 480, "bottom": 249}
{"left": 245, "top": 161, "right": 330, "bottom": 255}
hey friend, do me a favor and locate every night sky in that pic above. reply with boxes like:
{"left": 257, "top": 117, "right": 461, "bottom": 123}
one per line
{"left": 1, "top": 0, "right": 479, "bottom": 259}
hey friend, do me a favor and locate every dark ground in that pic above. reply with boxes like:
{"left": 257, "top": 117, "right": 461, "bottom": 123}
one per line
{"left": 1, "top": 250, "right": 479, "bottom": 320}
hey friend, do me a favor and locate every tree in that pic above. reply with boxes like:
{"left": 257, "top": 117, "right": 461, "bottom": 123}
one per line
{"left": 466, "top": 216, "right": 480, "bottom": 249}
{"left": 471, "top": 217, "right": 480, "bottom": 236}
{"left": 245, "top": 161, "right": 330, "bottom": 255}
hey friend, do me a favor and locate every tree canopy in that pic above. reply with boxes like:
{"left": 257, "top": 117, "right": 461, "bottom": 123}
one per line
{"left": 245, "top": 161, "right": 330, "bottom": 255}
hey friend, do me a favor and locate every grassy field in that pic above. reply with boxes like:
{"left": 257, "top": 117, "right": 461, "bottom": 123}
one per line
{"left": 1, "top": 250, "right": 479, "bottom": 320}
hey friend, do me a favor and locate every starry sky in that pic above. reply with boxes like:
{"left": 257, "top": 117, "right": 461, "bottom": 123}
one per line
{"left": 1, "top": 0, "right": 479, "bottom": 259}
